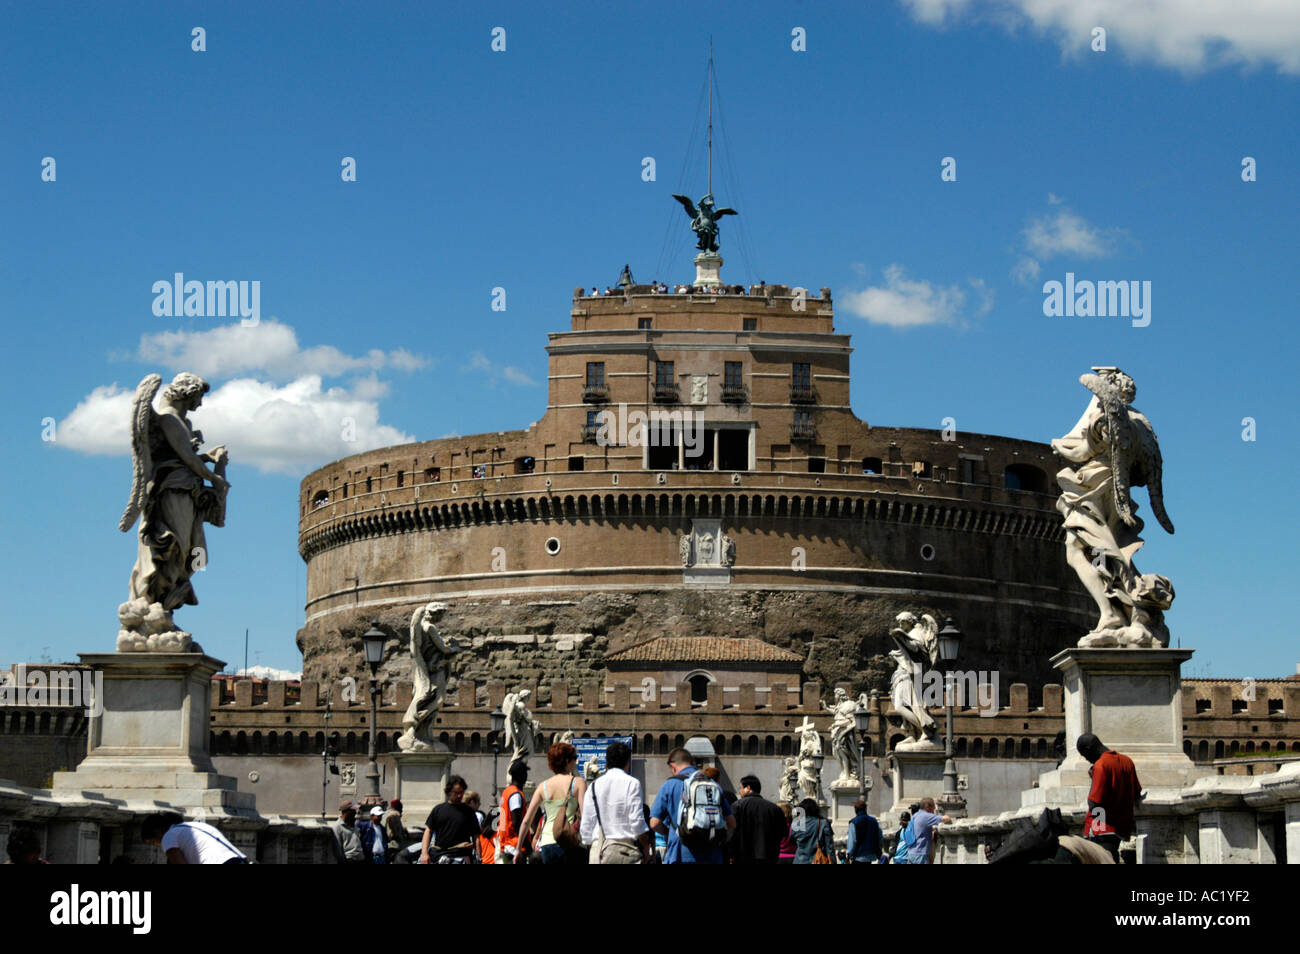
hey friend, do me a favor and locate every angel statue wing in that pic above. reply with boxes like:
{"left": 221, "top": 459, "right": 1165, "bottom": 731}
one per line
{"left": 118, "top": 373, "right": 162, "bottom": 532}
{"left": 671, "top": 193, "right": 699, "bottom": 218}
{"left": 502, "top": 691, "right": 519, "bottom": 745}
{"left": 713, "top": 207, "right": 738, "bottom": 218}
{"left": 918, "top": 614, "right": 940, "bottom": 668}
{"left": 1125, "top": 409, "right": 1175, "bottom": 535}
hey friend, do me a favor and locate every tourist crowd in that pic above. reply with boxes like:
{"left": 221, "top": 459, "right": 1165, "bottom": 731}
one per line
{"left": 331, "top": 739, "right": 949, "bottom": 865}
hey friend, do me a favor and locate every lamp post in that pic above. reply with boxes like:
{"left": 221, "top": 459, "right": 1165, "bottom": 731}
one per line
{"left": 853, "top": 705, "right": 872, "bottom": 799}
{"left": 320, "top": 700, "right": 339, "bottom": 819}
{"left": 361, "top": 621, "right": 387, "bottom": 807}
{"left": 936, "top": 617, "right": 964, "bottom": 815}
{"left": 490, "top": 708, "right": 506, "bottom": 801}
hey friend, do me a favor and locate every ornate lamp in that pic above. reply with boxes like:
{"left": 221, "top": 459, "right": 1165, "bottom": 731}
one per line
{"left": 937, "top": 617, "right": 962, "bottom": 668}
{"left": 936, "top": 618, "right": 966, "bottom": 817}
{"left": 490, "top": 707, "right": 506, "bottom": 800}
{"left": 360, "top": 622, "right": 386, "bottom": 805}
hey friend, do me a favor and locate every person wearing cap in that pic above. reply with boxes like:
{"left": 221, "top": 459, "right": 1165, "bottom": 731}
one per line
{"left": 356, "top": 804, "right": 390, "bottom": 864}
{"left": 330, "top": 800, "right": 366, "bottom": 865}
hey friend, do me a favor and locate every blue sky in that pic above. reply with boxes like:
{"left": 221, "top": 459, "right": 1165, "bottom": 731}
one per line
{"left": 1, "top": 1, "right": 1296, "bottom": 679}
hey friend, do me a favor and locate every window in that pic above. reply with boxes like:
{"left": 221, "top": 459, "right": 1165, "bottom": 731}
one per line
{"left": 396, "top": 470, "right": 404, "bottom": 487}
{"left": 689, "top": 674, "right": 710, "bottom": 704}
{"left": 724, "top": 362, "right": 744, "bottom": 389}
{"left": 792, "top": 363, "right": 811, "bottom": 389}
{"left": 959, "top": 458, "right": 978, "bottom": 484}
{"left": 655, "top": 361, "right": 674, "bottom": 386}
{"left": 794, "top": 409, "right": 812, "bottom": 428}
{"left": 862, "top": 456, "right": 882, "bottom": 475}
{"left": 424, "top": 467, "right": 440, "bottom": 483}
{"left": 513, "top": 457, "right": 535, "bottom": 474}
{"left": 743, "top": 318, "right": 756, "bottom": 331}
{"left": 638, "top": 317, "right": 652, "bottom": 329}
{"left": 586, "top": 362, "right": 605, "bottom": 387}
{"left": 808, "top": 457, "right": 825, "bottom": 473}
{"left": 568, "top": 455, "right": 584, "bottom": 471}
{"left": 1004, "top": 463, "right": 1048, "bottom": 493}
{"left": 586, "top": 409, "right": 599, "bottom": 428}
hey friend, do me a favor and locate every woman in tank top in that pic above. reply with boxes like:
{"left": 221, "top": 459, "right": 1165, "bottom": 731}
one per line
{"left": 516, "top": 741, "right": 587, "bottom": 864}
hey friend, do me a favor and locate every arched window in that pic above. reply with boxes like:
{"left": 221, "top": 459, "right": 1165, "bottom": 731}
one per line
{"left": 687, "top": 672, "right": 713, "bottom": 704}
{"left": 1004, "top": 464, "right": 1048, "bottom": 493}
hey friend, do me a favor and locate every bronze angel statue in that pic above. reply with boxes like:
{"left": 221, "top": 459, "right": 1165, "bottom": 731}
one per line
{"left": 117, "top": 372, "right": 229, "bottom": 652}
{"left": 671, "top": 193, "right": 737, "bottom": 253}
{"left": 1052, "top": 368, "right": 1175, "bottom": 648}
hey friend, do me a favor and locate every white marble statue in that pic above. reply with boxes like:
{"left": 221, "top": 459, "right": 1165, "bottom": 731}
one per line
{"left": 778, "top": 756, "right": 799, "bottom": 804}
{"left": 503, "top": 688, "right": 542, "bottom": 764}
{"left": 795, "top": 717, "right": 824, "bottom": 802}
{"left": 398, "top": 602, "right": 462, "bottom": 752}
{"left": 1052, "top": 367, "right": 1175, "bottom": 648}
{"left": 889, "top": 612, "right": 941, "bottom": 750}
{"left": 822, "top": 687, "right": 870, "bottom": 785}
{"left": 117, "top": 372, "right": 230, "bottom": 652}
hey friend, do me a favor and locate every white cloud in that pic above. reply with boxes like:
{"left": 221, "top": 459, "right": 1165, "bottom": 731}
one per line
{"left": 59, "top": 322, "right": 426, "bottom": 474}
{"left": 462, "top": 351, "right": 538, "bottom": 387}
{"left": 234, "top": 665, "right": 303, "bottom": 681}
{"left": 901, "top": 0, "right": 1300, "bottom": 74}
{"left": 134, "top": 320, "right": 428, "bottom": 380}
{"left": 58, "top": 375, "right": 415, "bottom": 475}
{"left": 1024, "top": 207, "right": 1117, "bottom": 259}
{"left": 842, "top": 264, "right": 992, "bottom": 328}
{"left": 1013, "top": 197, "right": 1122, "bottom": 284}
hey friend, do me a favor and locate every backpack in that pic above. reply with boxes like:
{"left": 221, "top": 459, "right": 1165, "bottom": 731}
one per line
{"left": 675, "top": 771, "right": 727, "bottom": 852}
{"left": 987, "top": 808, "right": 1067, "bottom": 865}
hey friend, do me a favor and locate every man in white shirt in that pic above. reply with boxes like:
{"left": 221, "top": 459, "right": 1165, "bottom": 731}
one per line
{"left": 579, "top": 741, "right": 652, "bottom": 864}
{"left": 141, "top": 812, "right": 248, "bottom": 864}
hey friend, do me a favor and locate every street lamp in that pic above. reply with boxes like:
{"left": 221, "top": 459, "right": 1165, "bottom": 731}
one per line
{"left": 853, "top": 705, "right": 872, "bottom": 799}
{"left": 361, "top": 621, "right": 387, "bottom": 806}
{"left": 490, "top": 708, "right": 506, "bottom": 802}
{"left": 936, "top": 617, "right": 964, "bottom": 814}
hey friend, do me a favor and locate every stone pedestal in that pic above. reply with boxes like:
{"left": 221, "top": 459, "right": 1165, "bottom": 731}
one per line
{"left": 886, "top": 745, "right": 947, "bottom": 818}
{"left": 693, "top": 251, "right": 722, "bottom": 286}
{"left": 51, "top": 652, "right": 256, "bottom": 819}
{"left": 1030, "top": 647, "right": 1202, "bottom": 800}
{"left": 392, "top": 747, "right": 455, "bottom": 822}
{"left": 828, "top": 777, "right": 868, "bottom": 838}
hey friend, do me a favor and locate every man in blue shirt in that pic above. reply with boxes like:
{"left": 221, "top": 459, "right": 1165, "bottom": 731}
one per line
{"left": 906, "top": 796, "right": 952, "bottom": 864}
{"left": 846, "top": 798, "right": 883, "bottom": 863}
{"left": 648, "top": 748, "right": 736, "bottom": 864}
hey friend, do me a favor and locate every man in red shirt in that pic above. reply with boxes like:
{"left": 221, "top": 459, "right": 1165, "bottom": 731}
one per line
{"left": 1078, "top": 733, "right": 1143, "bottom": 862}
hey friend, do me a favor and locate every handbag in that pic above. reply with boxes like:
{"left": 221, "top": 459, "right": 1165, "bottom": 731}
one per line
{"left": 552, "top": 777, "right": 582, "bottom": 850}
{"left": 812, "top": 820, "right": 833, "bottom": 864}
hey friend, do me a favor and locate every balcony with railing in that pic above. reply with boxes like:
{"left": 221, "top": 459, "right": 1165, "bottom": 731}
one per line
{"left": 790, "top": 386, "right": 817, "bottom": 404}
{"left": 582, "top": 384, "right": 610, "bottom": 403}
{"left": 790, "top": 421, "right": 817, "bottom": 441}
{"left": 721, "top": 385, "right": 749, "bottom": 405}
{"left": 653, "top": 383, "right": 679, "bottom": 404}
{"left": 581, "top": 424, "right": 601, "bottom": 443}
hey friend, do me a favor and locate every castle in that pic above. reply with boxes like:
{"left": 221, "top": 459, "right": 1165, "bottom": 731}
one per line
{"left": 295, "top": 276, "right": 1090, "bottom": 704}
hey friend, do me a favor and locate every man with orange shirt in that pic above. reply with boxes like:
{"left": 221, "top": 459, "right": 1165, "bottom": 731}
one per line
{"left": 1078, "top": 733, "right": 1143, "bottom": 862}
{"left": 495, "top": 760, "right": 530, "bottom": 864}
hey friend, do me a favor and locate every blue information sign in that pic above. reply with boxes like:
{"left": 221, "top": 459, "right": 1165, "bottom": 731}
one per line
{"left": 571, "top": 735, "right": 634, "bottom": 774}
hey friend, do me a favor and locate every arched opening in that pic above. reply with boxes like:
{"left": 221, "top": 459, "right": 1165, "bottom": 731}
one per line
{"left": 1004, "top": 463, "right": 1049, "bottom": 493}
